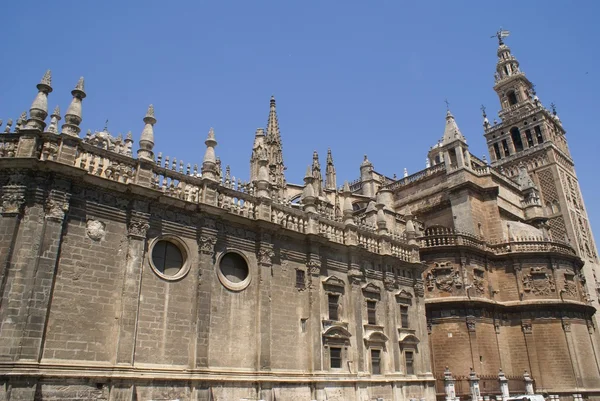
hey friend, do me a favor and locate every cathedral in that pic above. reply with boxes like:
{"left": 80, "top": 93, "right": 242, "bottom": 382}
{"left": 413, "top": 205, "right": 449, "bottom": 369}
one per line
{"left": 0, "top": 34, "right": 598, "bottom": 401}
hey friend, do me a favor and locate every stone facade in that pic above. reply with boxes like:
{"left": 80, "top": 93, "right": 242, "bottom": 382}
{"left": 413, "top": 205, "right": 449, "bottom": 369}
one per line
{"left": 0, "top": 35, "right": 598, "bottom": 401}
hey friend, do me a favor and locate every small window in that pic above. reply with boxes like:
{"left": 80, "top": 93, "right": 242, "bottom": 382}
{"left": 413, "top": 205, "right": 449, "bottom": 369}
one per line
{"left": 371, "top": 349, "right": 381, "bottom": 375}
{"left": 296, "top": 269, "right": 305, "bottom": 289}
{"left": 507, "top": 91, "right": 518, "bottom": 106}
{"left": 511, "top": 127, "right": 523, "bottom": 152}
{"left": 300, "top": 318, "right": 307, "bottom": 333}
{"left": 502, "top": 139, "right": 510, "bottom": 156}
{"left": 367, "top": 301, "right": 377, "bottom": 325}
{"left": 151, "top": 240, "right": 183, "bottom": 276}
{"left": 328, "top": 294, "right": 340, "bottom": 321}
{"left": 330, "top": 347, "right": 342, "bottom": 369}
{"left": 400, "top": 305, "right": 409, "bottom": 328}
{"left": 405, "top": 351, "right": 414, "bottom": 375}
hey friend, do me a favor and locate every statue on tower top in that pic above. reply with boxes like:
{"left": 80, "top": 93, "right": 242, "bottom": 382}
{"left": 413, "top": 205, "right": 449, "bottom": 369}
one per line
{"left": 492, "top": 28, "right": 510, "bottom": 45}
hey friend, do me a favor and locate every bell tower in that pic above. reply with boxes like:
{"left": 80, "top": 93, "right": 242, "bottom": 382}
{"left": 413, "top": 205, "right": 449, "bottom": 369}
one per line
{"left": 483, "top": 30, "right": 600, "bottom": 311}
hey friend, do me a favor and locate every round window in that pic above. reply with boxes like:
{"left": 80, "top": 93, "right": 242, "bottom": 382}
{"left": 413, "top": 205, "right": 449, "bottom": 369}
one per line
{"left": 148, "top": 237, "right": 190, "bottom": 281}
{"left": 217, "top": 252, "right": 251, "bottom": 291}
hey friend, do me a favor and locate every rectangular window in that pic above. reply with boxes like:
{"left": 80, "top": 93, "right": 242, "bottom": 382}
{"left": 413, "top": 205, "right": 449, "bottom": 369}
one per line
{"left": 534, "top": 126, "right": 543, "bottom": 144}
{"left": 525, "top": 129, "right": 534, "bottom": 147}
{"left": 493, "top": 143, "right": 502, "bottom": 160}
{"left": 330, "top": 347, "right": 342, "bottom": 369}
{"left": 400, "top": 305, "right": 409, "bottom": 328}
{"left": 328, "top": 294, "right": 339, "bottom": 321}
{"left": 295, "top": 270, "right": 305, "bottom": 289}
{"left": 367, "top": 301, "right": 377, "bottom": 325}
{"left": 371, "top": 349, "right": 381, "bottom": 375}
{"left": 405, "top": 351, "right": 414, "bottom": 375}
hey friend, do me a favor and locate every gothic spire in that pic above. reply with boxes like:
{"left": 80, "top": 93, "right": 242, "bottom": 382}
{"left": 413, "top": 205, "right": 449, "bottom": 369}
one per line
{"left": 441, "top": 109, "right": 466, "bottom": 145}
{"left": 137, "top": 105, "right": 156, "bottom": 161}
{"left": 25, "top": 70, "right": 53, "bottom": 131}
{"left": 61, "top": 77, "right": 86, "bottom": 136}
{"left": 325, "top": 148, "right": 337, "bottom": 190}
{"left": 48, "top": 105, "right": 61, "bottom": 134}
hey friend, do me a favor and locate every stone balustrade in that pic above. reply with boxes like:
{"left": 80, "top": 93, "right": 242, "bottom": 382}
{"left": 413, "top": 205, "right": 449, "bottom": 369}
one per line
{"left": 420, "top": 226, "right": 577, "bottom": 257}
{"left": 0, "top": 130, "right": 418, "bottom": 261}
{"left": 383, "top": 163, "right": 446, "bottom": 190}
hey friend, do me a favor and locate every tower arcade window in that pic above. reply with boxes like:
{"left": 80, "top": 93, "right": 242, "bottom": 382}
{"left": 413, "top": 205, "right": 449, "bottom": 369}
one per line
{"left": 367, "top": 301, "right": 377, "bottom": 325}
{"left": 525, "top": 129, "right": 534, "bottom": 147}
{"left": 493, "top": 143, "right": 502, "bottom": 160}
{"left": 371, "top": 349, "right": 381, "bottom": 375}
{"left": 510, "top": 127, "right": 523, "bottom": 152}
{"left": 328, "top": 294, "right": 340, "bottom": 321}
{"left": 502, "top": 139, "right": 510, "bottom": 156}
{"left": 330, "top": 347, "right": 342, "bottom": 369}
{"left": 507, "top": 91, "right": 518, "bottom": 105}
{"left": 534, "top": 126, "right": 543, "bottom": 144}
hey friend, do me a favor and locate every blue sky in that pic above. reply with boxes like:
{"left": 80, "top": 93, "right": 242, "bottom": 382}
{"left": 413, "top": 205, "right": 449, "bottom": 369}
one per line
{"left": 2, "top": 1, "right": 599, "bottom": 246}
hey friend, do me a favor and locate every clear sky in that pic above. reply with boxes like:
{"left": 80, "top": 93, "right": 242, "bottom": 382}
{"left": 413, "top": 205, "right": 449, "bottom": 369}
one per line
{"left": 2, "top": 1, "right": 599, "bottom": 246}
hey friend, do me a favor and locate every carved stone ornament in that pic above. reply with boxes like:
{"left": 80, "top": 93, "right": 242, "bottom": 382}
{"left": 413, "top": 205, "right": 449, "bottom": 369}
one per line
{"left": 466, "top": 319, "right": 476, "bottom": 332}
{"left": 347, "top": 267, "right": 363, "bottom": 285}
{"left": 472, "top": 273, "right": 486, "bottom": 295}
{"left": 384, "top": 273, "right": 397, "bottom": 291}
{"left": 1, "top": 187, "right": 26, "bottom": 215}
{"left": 198, "top": 235, "right": 217, "bottom": 255}
{"left": 45, "top": 196, "right": 69, "bottom": 221}
{"left": 413, "top": 281, "right": 425, "bottom": 297}
{"left": 258, "top": 247, "right": 275, "bottom": 266}
{"left": 307, "top": 254, "right": 321, "bottom": 275}
{"left": 128, "top": 219, "right": 149, "bottom": 239}
{"left": 522, "top": 266, "right": 555, "bottom": 296}
{"left": 86, "top": 219, "right": 106, "bottom": 241}
{"left": 521, "top": 322, "right": 532, "bottom": 334}
{"left": 562, "top": 320, "right": 571, "bottom": 332}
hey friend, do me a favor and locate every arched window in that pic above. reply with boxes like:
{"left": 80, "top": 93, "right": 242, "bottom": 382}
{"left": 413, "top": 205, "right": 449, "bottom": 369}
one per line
{"left": 507, "top": 91, "right": 518, "bottom": 106}
{"left": 510, "top": 127, "right": 523, "bottom": 152}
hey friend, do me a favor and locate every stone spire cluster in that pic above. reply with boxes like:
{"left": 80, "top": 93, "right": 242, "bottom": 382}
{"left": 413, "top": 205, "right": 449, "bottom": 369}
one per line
{"left": 264, "top": 96, "right": 286, "bottom": 198}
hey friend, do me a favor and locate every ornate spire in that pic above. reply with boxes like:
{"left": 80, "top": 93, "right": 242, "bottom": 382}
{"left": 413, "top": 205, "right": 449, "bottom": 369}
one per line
{"left": 311, "top": 150, "right": 323, "bottom": 196}
{"left": 47, "top": 105, "right": 61, "bottom": 134}
{"left": 137, "top": 105, "right": 156, "bottom": 161}
{"left": 61, "top": 77, "right": 86, "bottom": 136}
{"left": 25, "top": 70, "right": 53, "bottom": 131}
{"left": 442, "top": 109, "right": 466, "bottom": 145}
{"left": 201, "top": 128, "right": 218, "bottom": 180}
{"left": 325, "top": 148, "right": 337, "bottom": 190}
{"left": 264, "top": 96, "right": 286, "bottom": 197}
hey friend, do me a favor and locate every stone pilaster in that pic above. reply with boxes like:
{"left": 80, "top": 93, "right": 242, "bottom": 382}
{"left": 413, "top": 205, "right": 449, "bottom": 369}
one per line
{"left": 348, "top": 248, "right": 365, "bottom": 373}
{"left": 521, "top": 319, "right": 542, "bottom": 389}
{"left": 307, "top": 240, "right": 322, "bottom": 372}
{"left": 115, "top": 203, "right": 150, "bottom": 365}
{"left": 18, "top": 182, "right": 71, "bottom": 360}
{"left": 195, "top": 217, "right": 217, "bottom": 369}
{"left": 257, "top": 232, "right": 274, "bottom": 371}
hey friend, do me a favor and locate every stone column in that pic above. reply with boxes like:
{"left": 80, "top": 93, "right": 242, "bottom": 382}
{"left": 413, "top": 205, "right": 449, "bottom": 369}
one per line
{"left": 19, "top": 183, "right": 71, "bottom": 361}
{"left": 115, "top": 204, "right": 150, "bottom": 365}
{"left": 469, "top": 368, "right": 483, "bottom": 401}
{"left": 523, "top": 370, "right": 534, "bottom": 395}
{"left": 195, "top": 217, "right": 217, "bottom": 369}
{"left": 498, "top": 369, "right": 510, "bottom": 401}
{"left": 444, "top": 367, "right": 456, "bottom": 401}
{"left": 257, "top": 232, "right": 275, "bottom": 372}
{"left": 521, "top": 319, "right": 542, "bottom": 388}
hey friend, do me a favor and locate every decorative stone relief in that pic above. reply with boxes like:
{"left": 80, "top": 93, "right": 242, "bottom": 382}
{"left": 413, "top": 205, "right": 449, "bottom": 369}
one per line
{"left": 383, "top": 271, "right": 396, "bottom": 291}
{"left": 563, "top": 272, "right": 577, "bottom": 297}
{"left": 427, "top": 262, "right": 462, "bottom": 293}
{"left": 86, "top": 220, "right": 106, "bottom": 241}
{"left": 307, "top": 254, "right": 321, "bottom": 276}
{"left": 466, "top": 319, "right": 476, "bottom": 332}
{"left": 562, "top": 320, "right": 571, "bottom": 332}
{"left": 1, "top": 186, "right": 26, "bottom": 215}
{"left": 521, "top": 321, "right": 532, "bottom": 334}
{"left": 258, "top": 247, "right": 275, "bottom": 266}
{"left": 347, "top": 267, "right": 363, "bottom": 285}
{"left": 413, "top": 280, "right": 425, "bottom": 297}
{"left": 198, "top": 235, "right": 217, "bottom": 255}
{"left": 45, "top": 190, "right": 70, "bottom": 222}
{"left": 522, "top": 266, "right": 555, "bottom": 296}
{"left": 127, "top": 216, "right": 149, "bottom": 239}
{"left": 472, "top": 268, "right": 486, "bottom": 295}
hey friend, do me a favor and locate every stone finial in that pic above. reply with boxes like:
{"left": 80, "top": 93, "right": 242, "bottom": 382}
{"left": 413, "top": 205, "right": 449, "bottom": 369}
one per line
{"left": 15, "top": 112, "right": 27, "bottom": 132}
{"left": 61, "top": 76, "right": 86, "bottom": 136}
{"left": 201, "top": 128, "right": 219, "bottom": 180}
{"left": 342, "top": 181, "right": 354, "bottom": 225}
{"left": 4, "top": 119, "right": 13, "bottom": 133}
{"left": 47, "top": 105, "right": 62, "bottom": 134}
{"left": 25, "top": 70, "right": 54, "bottom": 131}
{"left": 403, "top": 167, "right": 408, "bottom": 178}
{"left": 302, "top": 165, "right": 316, "bottom": 210}
{"left": 137, "top": 104, "right": 156, "bottom": 161}
{"left": 325, "top": 148, "right": 337, "bottom": 190}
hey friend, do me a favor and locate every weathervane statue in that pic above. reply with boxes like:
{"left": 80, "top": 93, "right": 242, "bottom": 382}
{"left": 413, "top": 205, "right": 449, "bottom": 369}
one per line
{"left": 492, "top": 28, "right": 510, "bottom": 45}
